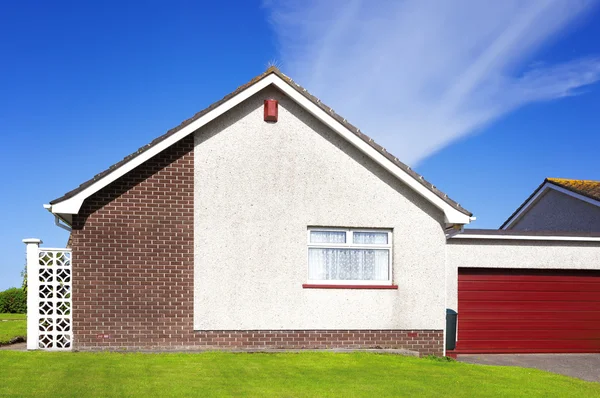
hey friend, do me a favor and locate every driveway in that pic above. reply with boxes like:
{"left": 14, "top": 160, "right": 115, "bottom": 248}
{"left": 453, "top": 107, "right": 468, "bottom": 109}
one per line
{"left": 459, "top": 354, "right": 600, "bottom": 383}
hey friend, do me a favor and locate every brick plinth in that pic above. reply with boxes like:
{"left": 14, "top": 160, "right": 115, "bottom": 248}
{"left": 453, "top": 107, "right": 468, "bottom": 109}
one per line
{"left": 70, "top": 135, "right": 443, "bottom": 356}
{"left": 80, "top": 330, "right": 443, "bottom": 356}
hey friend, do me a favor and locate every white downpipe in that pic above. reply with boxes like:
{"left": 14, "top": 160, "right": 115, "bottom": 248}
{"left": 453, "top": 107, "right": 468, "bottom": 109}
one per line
{"left": 44, "top": 204, "right": 72, "bottom": 232}
{"left": 23, "top": 238, "right": 42, "bottom": 350}
{"left": 53, "top": 215, "right": 72, "bottom": 232}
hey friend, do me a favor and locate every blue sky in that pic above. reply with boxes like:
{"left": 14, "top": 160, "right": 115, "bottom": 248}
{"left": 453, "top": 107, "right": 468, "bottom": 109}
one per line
{"left": 1, "top": 1, "right": 600, "bottom": 290}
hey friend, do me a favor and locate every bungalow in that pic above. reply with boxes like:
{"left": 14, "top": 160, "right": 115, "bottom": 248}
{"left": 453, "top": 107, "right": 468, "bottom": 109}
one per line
{"left": 27, "top": 67, "right": 600, "bottom": 356}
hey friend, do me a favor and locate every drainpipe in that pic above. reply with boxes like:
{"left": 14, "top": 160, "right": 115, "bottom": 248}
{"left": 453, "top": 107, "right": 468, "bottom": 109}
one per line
{"left": 444, "top": 223, "right": 464, "bottom": 356}
{"left": 43, "top": 204, "right": 72, "bottom": 232}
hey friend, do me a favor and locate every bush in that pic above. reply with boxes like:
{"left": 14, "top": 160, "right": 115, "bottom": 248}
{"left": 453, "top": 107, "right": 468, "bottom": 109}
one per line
{"left": 0, "top": 288, "right": 27, "bottom": 313}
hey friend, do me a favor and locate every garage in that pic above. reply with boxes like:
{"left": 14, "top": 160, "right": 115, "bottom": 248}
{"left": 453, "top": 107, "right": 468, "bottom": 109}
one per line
{"left": 456, "top": 268, "right": 600, "bottom": 353}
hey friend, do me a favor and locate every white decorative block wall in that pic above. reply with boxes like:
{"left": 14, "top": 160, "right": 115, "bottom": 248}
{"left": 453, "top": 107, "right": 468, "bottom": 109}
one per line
{"left": 36, "top": 249, "right": 72, "bottom": 350}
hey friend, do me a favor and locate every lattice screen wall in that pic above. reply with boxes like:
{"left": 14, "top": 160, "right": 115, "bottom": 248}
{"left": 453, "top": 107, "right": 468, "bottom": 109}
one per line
{"left": 34, "top": 249, "right": 72, "bottom": 350}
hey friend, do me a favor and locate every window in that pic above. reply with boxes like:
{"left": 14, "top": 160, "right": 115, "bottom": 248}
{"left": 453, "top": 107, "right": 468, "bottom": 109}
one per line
{"left": 306, "top": 228, "right": 392, "bottom": 286}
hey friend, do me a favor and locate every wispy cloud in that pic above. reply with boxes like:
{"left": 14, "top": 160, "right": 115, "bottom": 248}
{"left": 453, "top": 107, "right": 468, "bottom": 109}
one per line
{"left": 265, "top": 0, "right": 600, "bottom": 165}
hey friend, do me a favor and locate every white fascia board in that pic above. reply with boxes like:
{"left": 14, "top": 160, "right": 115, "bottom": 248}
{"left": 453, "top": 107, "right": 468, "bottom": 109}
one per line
{"left": 452, "top": 234, "right": 600, "bottom": 242}
{"left": 501, "top": 184, "right": 551, "bottom": 229}
{"left": 550, "top": 184, "right": 600, "bottom": 208}
{"left": 49, "top": 75, "right": 278, "bottom": 216}
{"left": 49, "top": 74, "right": 472, "bottom": 224}
{"left": 51, "top": 199, "right": 83, "bottom": 215}
{"left": 502, "top": 182, "right": 600, "bottom": 229}
{"left": 272, "top": 79, "right": 471, "bottom": 225}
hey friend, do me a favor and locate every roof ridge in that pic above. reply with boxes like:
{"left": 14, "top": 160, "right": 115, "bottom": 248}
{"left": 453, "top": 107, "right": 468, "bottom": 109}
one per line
{"left": 547, "top": 177, "right": 600, "bottom": 183}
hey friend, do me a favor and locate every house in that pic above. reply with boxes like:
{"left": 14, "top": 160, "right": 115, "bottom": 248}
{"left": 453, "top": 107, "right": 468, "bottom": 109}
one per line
{"left": 501, "top": 178, "right": 600, "bottom": 232}
{"left": 31, "top": 67, "right": 600, "bottom": 356}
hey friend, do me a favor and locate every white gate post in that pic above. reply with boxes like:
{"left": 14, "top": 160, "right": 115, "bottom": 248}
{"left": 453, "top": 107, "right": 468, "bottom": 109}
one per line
{"left": 23, "top": 238, "right": 42, "bottom": 350}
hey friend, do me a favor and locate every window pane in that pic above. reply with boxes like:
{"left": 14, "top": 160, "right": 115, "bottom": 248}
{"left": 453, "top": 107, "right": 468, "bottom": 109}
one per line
{"left": 308, "top": 248, "right": 389, "bottom": 281}
{"left": 310, "top": 231, "right": 346, "bottom": 244}
{"left": 353, "top": 231, "right": 388, "bottom": 244}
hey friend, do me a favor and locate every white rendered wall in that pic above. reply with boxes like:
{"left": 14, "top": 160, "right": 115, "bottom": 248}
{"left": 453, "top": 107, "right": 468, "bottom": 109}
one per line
{"left": 193, "top": 87, "right": 447, "bottom": 330}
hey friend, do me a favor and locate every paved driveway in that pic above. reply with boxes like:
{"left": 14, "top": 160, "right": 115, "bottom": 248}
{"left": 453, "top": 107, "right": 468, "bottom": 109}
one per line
{"left": 459, "top": 354, "right": 600, "bottom": 383}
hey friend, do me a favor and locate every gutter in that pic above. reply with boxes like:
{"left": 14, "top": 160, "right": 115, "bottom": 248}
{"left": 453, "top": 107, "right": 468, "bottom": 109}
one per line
{"left": 445, "top": 224, "right": 464, "bottom": 239}
{"left": 43, "top": 204, "right": 72, "bottom": 232}
{"left": 452, "top": 233, "right": 600, "bottom": 242}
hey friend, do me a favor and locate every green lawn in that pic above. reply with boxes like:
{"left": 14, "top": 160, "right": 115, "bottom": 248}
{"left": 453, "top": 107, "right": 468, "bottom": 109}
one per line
{"left": 0, "top": 352, "right": 598, "bottom": 397}
{"left": 0, "top": 313, "right": 26, "bottom": 345}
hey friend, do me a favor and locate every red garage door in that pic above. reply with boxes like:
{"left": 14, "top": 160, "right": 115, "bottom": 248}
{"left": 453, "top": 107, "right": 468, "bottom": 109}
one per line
{"left": 457, "top": 268, "right": 600, "bottom": 353}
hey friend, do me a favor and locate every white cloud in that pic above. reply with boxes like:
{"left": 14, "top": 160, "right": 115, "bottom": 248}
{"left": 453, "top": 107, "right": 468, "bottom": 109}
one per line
{"left": 265, "top": 0, "right": 600, "bottom": 165}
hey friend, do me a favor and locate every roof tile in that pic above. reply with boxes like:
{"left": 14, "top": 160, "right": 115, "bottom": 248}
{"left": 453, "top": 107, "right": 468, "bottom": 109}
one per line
{"left": 546, "top": 178, "right": 600, "bottom": 202}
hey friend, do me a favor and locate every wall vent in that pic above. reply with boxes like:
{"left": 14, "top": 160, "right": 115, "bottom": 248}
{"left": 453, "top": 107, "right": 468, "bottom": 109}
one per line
{"left": 264, "top": 99, "right": 278, "bottom": 122}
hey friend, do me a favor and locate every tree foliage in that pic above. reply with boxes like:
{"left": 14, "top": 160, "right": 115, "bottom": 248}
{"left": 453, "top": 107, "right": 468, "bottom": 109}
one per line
{"left": 0, "top": 288, "right": 27, "bottom": 313}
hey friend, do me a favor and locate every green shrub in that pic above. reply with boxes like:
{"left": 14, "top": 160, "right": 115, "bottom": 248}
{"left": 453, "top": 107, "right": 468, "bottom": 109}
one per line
{"left": 0, "top": 287, "right": 27, "bottom": 313}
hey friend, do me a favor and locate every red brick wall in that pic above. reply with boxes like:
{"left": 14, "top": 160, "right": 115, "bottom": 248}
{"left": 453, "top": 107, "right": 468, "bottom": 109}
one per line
{"left": 70, "top": 135, "right": 443, "bottom": 356}
{"left": 188, "top": 330, "right": 443, "bottom": 355}
{"left": 71, "top": 136, "right": 195, "bottom": 350}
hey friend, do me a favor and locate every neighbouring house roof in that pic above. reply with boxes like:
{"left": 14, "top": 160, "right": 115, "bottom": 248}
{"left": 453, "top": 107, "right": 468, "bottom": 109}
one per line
{"left": 500, "top": 178, "right": 600, "bottom": 229}
{"left": 47, "top": 67, "right": 473, "bottom": 225}
{"left": 546, "top": 178, "right": 600, "bottom": 202}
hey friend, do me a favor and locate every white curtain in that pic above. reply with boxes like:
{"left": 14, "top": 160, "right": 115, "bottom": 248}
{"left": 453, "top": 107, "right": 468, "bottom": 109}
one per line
{"left": 353, "top": 231, "right": 388, "bottom": 244}
{"left": 308, "top": 248, "right": 389, "bottom": 281}
{"left": 310, "top": 231, "right": 346, "bottom": 243}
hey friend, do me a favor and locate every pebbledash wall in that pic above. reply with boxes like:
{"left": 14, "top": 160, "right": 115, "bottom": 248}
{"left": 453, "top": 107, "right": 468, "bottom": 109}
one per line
{"left": 70, "top": 87, "right": 447, "bottom": 355}
{"left": 510, "top": 189, "right": 600, "bottom": 232}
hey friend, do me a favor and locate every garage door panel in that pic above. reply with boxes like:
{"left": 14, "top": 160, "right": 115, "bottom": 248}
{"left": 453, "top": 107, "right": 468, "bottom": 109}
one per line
{"left": 460, "top": 290, "right": 600, "bottom": 302}
{"left": 460, "top": 329, "right": 600, "bottom": 340}
{"left": 458, "top": 339, "right": 600, "bottom": 352}
{"left": 459, "top": 281, "right": 600, "bottom": 292}
{"left": 457, "top": 268, "right": 600, "bottom": 353}
{"left": 460, "top": 300, "right": 600, "bottom": 312}
{"left": 460, "top": 311, "right": 600, "bottom": 321}
{"left": 460, "top": 320, "right": 600, "bottom": 331}
{"left": 459, "top": 274, "right": 600, "bottom": 282}
{"left": 459, "top": 268, "right": 600, "bottom": 279}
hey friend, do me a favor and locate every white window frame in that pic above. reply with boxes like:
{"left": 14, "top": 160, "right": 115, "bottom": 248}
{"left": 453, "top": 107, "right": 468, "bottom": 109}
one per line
{"left": 306, "top": 227, "right": 393, "bottom": 285}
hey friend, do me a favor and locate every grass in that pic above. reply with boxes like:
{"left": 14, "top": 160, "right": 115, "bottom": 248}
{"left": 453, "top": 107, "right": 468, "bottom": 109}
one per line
{"left": 0, "top": 351, "right": 598, "bottom": 397}
{"left": 0, "top": 313, "right": 26, "bottom": 345}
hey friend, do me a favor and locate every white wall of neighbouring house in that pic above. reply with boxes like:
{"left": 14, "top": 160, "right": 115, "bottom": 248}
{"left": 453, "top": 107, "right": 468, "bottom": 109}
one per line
{"left": 193, "top": 86, "right": 448, "bottom": 331}
{"left": 510, "top": 189, "right": 600, "bottom": 232}
{"left": 445, "top": 239, "right": 600, "bottom": 311}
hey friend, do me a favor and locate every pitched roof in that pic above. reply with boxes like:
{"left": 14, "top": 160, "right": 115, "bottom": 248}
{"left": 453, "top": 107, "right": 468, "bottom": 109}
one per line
{"left": 49, "top": 67, "right": 472, "bottom": 220}
{"left": 546, "top": 178, "right": 600, "bottom": 202}
{"left": 500, "top": 178, "right": 600, "bottom": 229}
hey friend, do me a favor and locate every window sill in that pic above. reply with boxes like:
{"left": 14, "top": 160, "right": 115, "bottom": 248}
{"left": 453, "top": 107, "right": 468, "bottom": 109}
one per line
{"left": 302, "top": 284, "right": 398, "bottom": 290}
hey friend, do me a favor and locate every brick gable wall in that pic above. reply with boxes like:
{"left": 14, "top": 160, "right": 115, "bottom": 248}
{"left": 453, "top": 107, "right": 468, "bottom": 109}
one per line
{"left": 71, "top": 136, "right": 195, "bottom": 349}
{"left": 70, "top": 135, "right": 443, "bottom": 356}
